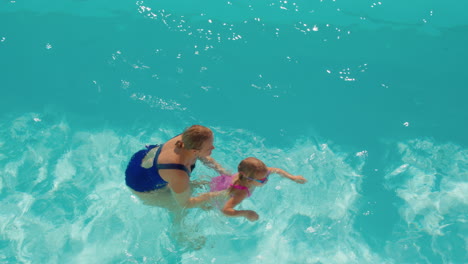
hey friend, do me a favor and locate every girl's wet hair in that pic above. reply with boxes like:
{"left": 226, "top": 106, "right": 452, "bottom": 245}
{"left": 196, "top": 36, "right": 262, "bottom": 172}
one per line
{"left": 175, "top": 125, "right": 213, "bottom": 150}
{"left": 228, "top": 157, "right": 267, "bottom": 194}
{"left": 238, "top": 157, "right": 268, "bottom": 177}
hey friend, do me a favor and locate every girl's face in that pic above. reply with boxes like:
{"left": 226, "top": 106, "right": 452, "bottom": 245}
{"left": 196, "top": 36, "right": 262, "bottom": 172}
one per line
{"left": 246, "top": 170, "right": 270, "bottom": 186}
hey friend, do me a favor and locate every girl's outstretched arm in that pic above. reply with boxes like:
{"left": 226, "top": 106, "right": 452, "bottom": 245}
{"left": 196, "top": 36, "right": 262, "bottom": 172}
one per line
{"left": 222, "top": 191, "right": 259, "bottom": 221}
{"left": 269, "top": 167, "right": 307, "bottom": 183}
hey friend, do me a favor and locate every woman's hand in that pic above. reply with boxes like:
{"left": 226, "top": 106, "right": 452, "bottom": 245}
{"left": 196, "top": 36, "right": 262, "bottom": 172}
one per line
{"left": 199, "top": 156, "right": 232, "bottom": 175}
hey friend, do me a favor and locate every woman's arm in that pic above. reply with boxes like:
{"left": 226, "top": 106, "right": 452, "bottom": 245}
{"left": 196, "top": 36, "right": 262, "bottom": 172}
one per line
{"left": 184, "top": 191, "right": 223, "bottom": 208}
{"left": 268, "top": 167, "right": 307, "bottom": 183}
{"left": 199, "top": 156, "right": 231, "bottom": 175}
{"left": 164, "top": 170, "right": 221, "bottom": 208}
{"left": 221, "top": 191, "right": 259, "bottom": 221}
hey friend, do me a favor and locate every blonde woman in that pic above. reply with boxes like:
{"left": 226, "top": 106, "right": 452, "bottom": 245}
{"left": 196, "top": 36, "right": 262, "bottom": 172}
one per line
{"left": 125, "top": 125, "right": 228, "bottom": 209}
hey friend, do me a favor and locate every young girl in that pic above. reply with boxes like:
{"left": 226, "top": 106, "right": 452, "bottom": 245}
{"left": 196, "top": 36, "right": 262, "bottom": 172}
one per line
{"left": 210, "top": 157, "right": 307, "bottom": 221}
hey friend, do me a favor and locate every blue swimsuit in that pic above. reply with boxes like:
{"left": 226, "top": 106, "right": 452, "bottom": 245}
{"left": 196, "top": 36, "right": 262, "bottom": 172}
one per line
{"left": 125, "top": 144, "right": 195, "bottom": 192}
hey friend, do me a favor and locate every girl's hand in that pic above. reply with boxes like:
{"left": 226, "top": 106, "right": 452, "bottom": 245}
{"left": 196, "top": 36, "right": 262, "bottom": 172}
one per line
{"left": 245, "top": 210, "right": 259, "bottom": 221}
{"left": 292, "top": 175, "right": 307, "bottom": 184}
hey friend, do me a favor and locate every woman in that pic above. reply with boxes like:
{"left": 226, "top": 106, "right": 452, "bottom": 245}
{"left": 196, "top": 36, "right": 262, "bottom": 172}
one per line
{"left": 125, "top": 125, "right": 229, "bottom": 209}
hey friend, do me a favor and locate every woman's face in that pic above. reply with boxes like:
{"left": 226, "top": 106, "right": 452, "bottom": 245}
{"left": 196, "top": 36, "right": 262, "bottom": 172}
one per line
{"left": 197, "top": 136, "right": 215, "bottom": 157}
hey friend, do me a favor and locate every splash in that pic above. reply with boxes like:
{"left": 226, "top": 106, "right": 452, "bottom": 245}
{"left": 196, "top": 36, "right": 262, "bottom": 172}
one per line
{"left": 384, "top": 139, "right": 468, "bottom": 263}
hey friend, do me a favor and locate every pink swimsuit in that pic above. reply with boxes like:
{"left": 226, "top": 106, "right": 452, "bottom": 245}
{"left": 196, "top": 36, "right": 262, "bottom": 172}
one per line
{"left": 229, "top": 184, "right": 251, "bottom": 197}
{"left": 210, "top": 174, "right": 251, "bottom": 197}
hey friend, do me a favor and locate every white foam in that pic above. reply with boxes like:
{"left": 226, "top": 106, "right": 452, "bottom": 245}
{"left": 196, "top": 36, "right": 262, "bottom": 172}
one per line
{"left": 8, "top": 114, "right": 464, "bottom": 263}
{"left": 384, "top": 139, "right": 468, "bottom": 261}
{"left": 52, "top": 151, "right": 76, "bottom": 191}
{"left": 386, "top": 163, "right": 409, "bottom": 179}
{"left": 183, "top": 133, "right": 387, "bottom": 263}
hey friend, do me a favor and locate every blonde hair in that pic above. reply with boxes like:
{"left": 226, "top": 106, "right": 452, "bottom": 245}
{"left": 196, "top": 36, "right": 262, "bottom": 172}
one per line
{"left": 228, "top": 157, "right": 268, "bottom": 194}
{"left": 175, "top": 125, "right": 213, "bottom": 150}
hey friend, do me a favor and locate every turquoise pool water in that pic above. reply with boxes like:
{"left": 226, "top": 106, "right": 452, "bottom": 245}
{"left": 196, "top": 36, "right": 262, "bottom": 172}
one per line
{"left": 1, "top": 0, "right": 467, "bottom": 263}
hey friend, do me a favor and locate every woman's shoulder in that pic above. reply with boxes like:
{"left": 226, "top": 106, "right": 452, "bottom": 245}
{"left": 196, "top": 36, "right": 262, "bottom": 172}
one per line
{"left": 166, "top": 135, "right": 182, "bottom": 145}
{"left": 157, "top": 141, "right": 178, "bottom": 163}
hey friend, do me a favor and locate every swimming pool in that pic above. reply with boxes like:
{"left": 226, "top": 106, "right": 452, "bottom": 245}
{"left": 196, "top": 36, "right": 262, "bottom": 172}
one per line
{"left": 1, "top": 0, "right": 467, "bottom": 263}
